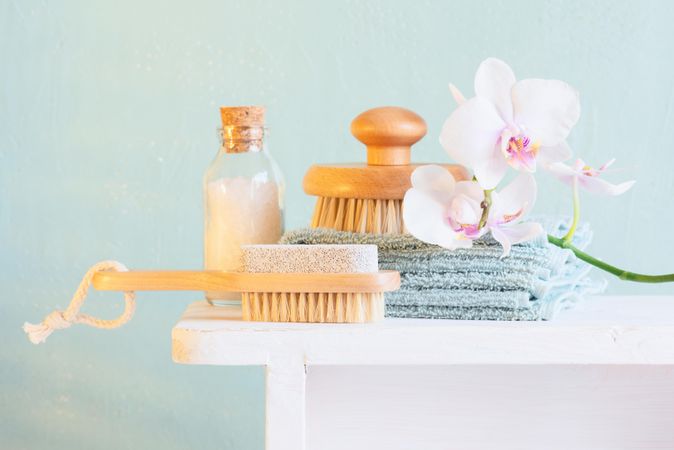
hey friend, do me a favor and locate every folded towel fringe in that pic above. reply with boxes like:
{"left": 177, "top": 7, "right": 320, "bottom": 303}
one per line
{"left": 280, "top": 217, "right": 605, "bottom": 321}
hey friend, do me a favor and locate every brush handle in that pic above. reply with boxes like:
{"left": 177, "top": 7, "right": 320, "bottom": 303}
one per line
{"left": 92, "top": 270, "right": 400, "bottom": 293}
{"left": 303, "top": 105, "right": 467, "bottom": 200}
{"left": 351, "top": 106, "right": 427, "bottom": 166}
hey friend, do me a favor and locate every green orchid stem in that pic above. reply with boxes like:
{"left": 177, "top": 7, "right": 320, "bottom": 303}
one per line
{"left": 478, "top": 188, "right": 493, "bottom": 229}
{"left": 562, "top": 177, "right": 580, "bottom": 244}
{"left": 547, "top": 235, "right": 674, "bottom": 283}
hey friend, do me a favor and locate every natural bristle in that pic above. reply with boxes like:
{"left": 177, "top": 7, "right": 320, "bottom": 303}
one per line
{"left": 310, "top": 197, "right": 404, "bottom": 234}
{"left": 241, "top": 291, "right": 385, "bottom": 323}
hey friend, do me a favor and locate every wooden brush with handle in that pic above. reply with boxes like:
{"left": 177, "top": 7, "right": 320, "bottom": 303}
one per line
{"left": 303, "top": 106, "right": 469, "bottom": 234}
{"left": 92, "top": 244, "right": 399, "bottom": 323}
{"left": 24, "top": 250, "right": 398, "bottom": 344}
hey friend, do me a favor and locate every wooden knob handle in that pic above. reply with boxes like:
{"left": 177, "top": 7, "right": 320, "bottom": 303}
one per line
{"left": 350, "top": 106, "right": 427, "bottom": 166}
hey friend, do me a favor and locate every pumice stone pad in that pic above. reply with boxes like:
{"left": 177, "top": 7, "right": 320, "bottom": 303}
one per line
{"left": 242, "top": 244, "right": 378, "bottom": 273}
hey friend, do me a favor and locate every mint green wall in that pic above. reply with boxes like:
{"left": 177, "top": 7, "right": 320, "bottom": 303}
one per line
{"left": 2, "top": 0, "right": 673, "bottom": 448}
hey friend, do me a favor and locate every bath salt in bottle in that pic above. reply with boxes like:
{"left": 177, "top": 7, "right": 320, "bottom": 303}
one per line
{"left": 204, "top": 106, "right": 284, "bottom": 305}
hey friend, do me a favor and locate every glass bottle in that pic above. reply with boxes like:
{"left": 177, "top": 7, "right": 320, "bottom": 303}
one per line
{"left": 203, "top": 106, "right": 284, "bottom": 305}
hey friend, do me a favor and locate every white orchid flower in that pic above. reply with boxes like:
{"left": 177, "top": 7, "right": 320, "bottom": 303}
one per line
{"left": 440, "top": 58, "right": 581, "bottom": 190}
{"left": 547, "top": 159, "right": 635, "bottom": 196}
{"left": 403, "top": 165, "right": 485, "bottom": 250}
{"left": 486, "top": 173, "right": 544, "bottom": 257}
{"left": 403, "top": 165, "right": 543, "bottom": 256}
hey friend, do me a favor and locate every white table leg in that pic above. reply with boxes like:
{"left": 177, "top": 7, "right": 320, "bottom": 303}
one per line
{"left": 265, "top": 357, "right": 306, "bottom": 450}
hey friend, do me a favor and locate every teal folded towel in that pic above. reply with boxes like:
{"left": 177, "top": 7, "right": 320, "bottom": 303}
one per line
{"left": 280, "top": 217, "right": 606, "bottom": 321}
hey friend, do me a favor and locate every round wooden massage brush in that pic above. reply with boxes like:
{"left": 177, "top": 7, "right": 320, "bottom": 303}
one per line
{"left": 303, "top": 106, "right": 469, "bottom": 234}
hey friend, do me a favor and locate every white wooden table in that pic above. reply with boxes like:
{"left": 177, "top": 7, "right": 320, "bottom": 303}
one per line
{"left": 172, "top": 296, "right": 674, "bottom": 450}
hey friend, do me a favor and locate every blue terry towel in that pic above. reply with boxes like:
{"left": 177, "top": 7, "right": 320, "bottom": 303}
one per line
{"left": 279, "top": 217, "right": 606, "bottom": 320}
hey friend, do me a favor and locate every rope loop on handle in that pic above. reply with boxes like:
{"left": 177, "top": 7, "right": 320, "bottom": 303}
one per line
{"left": 23, "top": 261, "right": 136, "bottom": 344}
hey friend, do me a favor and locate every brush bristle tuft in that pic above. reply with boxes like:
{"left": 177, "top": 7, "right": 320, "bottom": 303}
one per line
{"left": 241, "top": 292, "right": 385, "bottom": 323}
{"left": 310, "top": 197, "right": 405, "bottom": 234}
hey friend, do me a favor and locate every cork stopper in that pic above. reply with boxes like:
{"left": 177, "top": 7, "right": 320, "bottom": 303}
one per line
{"left": 219, "top": 106, "right": 266, "bottom": 153}
{"left": 220, "top": 106, "right": 266, "bottom": 128}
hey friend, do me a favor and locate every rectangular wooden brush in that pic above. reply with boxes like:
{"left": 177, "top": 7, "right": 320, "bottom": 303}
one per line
{"left": 92, "top": 244, "right": 399, "bottom": 323}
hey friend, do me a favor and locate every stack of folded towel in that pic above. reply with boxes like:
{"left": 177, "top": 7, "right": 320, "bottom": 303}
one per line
{"left": 280, "top": 217, "right": 606, "bottom": 320}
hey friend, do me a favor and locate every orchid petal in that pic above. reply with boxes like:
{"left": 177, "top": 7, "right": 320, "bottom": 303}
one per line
{"left": 449, "top": 181, "right": 485, "bottom": 232}
{"left": 490, "top": 226, "right": 513, "bottom": 258}
{"left": 547, "top": 160, "right": 636, "bottom": 195}
{"left": 472, "top": 150, "right": 509, "bottom": 190}
{"left": 572, "top": 159, "right": 586, "bottom": 171}
{"left": 491, "top": 172, "right": 537, "bottom": 218}
{"left": 450, "top": 194, "right": 481, "bottom": 225}
{"left": 403, "top": 188, "right": 467, "bottom": 250}
{"left": 537, "top": 141, "right": 572, "bottom": 166}
{"left": 440, "top": 97, "right": 506, "bottom": 168}
{"left": 454, "top": 180, "right": 485, "bottom": 203}
{"left": 474, "top": 57, "right": 516, "bottom": 123}
{"left": 578, "top": 176, "right": 636, "bottom": 196}
{"left": 500, "top": 129, "right": 513, "bottom": 154}
{"left": 491, "top": 222, "right": 544, "bottom": 257}
{"left": 545, "top": 162, "right": 577, "bottom": 187}
{"left": 511, "top": 79, "right": 581, "bottom": 147}
{"left": 506, "top": 147, "right": 537, "bottom": 172}
{"left": 501, "top": 221, "right": 545, "bottom": 244}
{"left": 449, "top": 83, "right": 467, "bottom": 105}
{"left": 598, "top": 159, "right": 616, "bottom": 171}
{"left": 410, "top": 165, "right": 456, "bottom": 204}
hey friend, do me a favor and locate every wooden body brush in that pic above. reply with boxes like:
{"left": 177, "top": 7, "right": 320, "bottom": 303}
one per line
{"left": 303, "top": 106, "right": 469, "bottom": 234}
{"left": 92, "top": 244, "right": 399, "bottom": 323}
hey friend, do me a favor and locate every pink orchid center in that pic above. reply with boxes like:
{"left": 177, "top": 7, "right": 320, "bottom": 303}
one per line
{"left": 581, "top": 165, "right": 600, "bottom": 176}
{"left": 501, "top": 134, "right": 540, "bottom": 171}
{"left": 446, "top": 196, "right": 481, "bottom": 239}
{"left": 575, "top": 159, "right": 614, "bottom": 178}
{"left": 452, "top": 221, "right": 481, "bottom": 238}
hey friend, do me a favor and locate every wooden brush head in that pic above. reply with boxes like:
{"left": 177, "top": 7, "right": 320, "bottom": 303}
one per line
{"left": 303, "top": 106, "right": 468, "bottom": 200}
